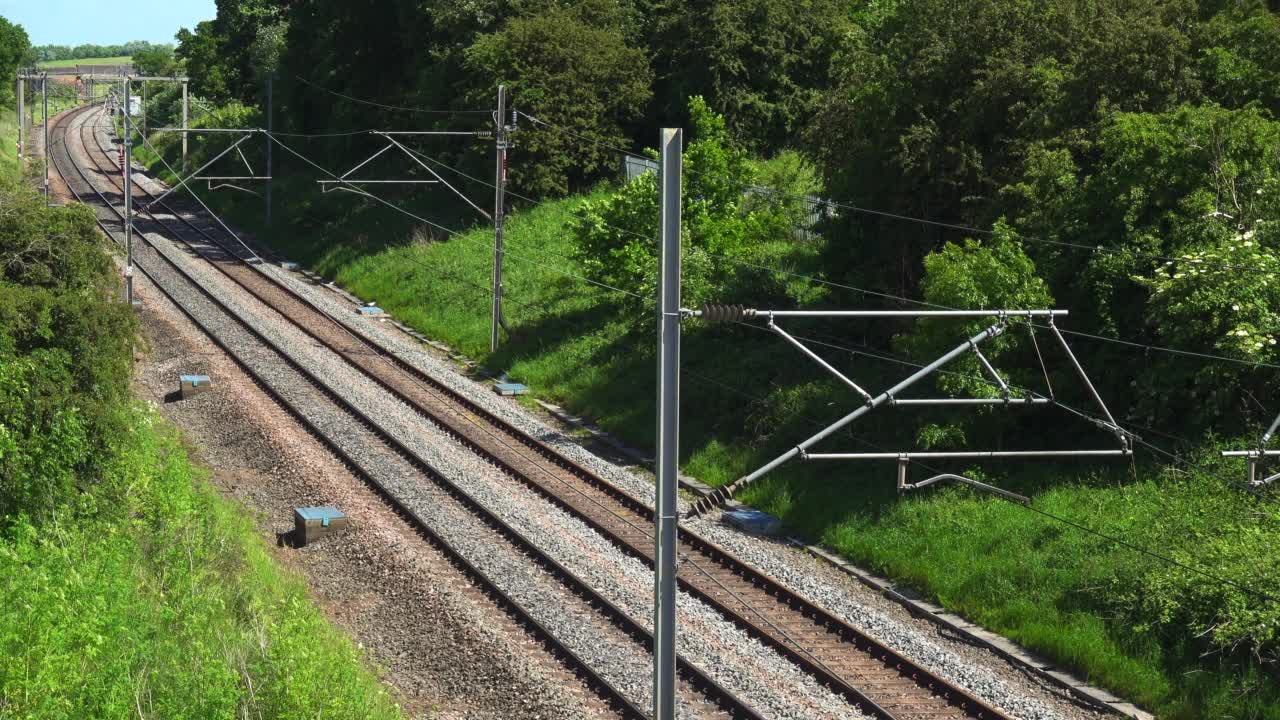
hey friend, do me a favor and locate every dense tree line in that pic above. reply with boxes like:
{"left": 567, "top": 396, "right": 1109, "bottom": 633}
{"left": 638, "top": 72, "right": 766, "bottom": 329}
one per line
{"left": 174, "top": 0, "right": 849, "bottom": 195}
{"left": 29, "top": 40, "right": 171, "bottom": 62}
{"left": 172, "top": 0, "right": 1280, "bottom": 442}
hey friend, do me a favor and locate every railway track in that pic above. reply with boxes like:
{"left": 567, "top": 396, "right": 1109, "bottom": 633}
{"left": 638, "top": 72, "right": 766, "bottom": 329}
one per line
{"left": 57, "top": 100, "right": 1019, "bottom": 719}
{"left": 51, "top": 101, "right": 760, "bottom": 720}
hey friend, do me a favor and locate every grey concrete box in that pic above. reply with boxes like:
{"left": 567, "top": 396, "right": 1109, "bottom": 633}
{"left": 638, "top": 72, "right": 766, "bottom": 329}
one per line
{"left": 293, "top": 506, "right": 348, "bottom": 546}
{"left": 179, "top": 374, "right": 212, "bottom": 400}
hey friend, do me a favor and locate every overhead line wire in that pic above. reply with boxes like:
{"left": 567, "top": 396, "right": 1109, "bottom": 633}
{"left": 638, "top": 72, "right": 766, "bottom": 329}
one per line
{"left": 515, "top": 112, "right": 1280, "bottom": 372}
{"left": 292, "top": 74, "right": 490, "bottom": 115}
{"left": 263, "top": 131, "right": 647, "bottom": 301}
{"left": 683, "top": 355, "right": 1276, "bottom": 606}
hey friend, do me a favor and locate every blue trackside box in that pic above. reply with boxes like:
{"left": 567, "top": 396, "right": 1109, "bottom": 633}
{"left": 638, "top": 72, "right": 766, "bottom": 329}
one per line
{"left": 357, "top": 305, "right": 385, "bottom": 316}
{"left": 493, "top": 382, "right": 529, "bottom": 396}
{"left": 722, "top": 509, "right": 783, "bottom": 536}
{"left": 179, "top": 374, "right": 212, "bottom": 399}
{"left": 294, "top": 506, "right": 348, "bottom": 546}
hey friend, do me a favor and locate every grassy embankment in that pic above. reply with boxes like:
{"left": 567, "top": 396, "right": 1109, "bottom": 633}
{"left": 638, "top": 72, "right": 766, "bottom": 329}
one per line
{"left": 0, "top": 164, "right": 403, "bottom": 716}
{"left": 329, "top": 206, "right": 1280, "bottom": 719}
{"left": 0, "top": 108, "right": 16, "bottom": 179}
{"left": 130, "top": 116, "right": 1280, "bottom": 717}
{"left": 0, "top": 416, "right": 405, "bottom": 718}
{"left": 37, "top": 55, "right": 131, "bottom": 68}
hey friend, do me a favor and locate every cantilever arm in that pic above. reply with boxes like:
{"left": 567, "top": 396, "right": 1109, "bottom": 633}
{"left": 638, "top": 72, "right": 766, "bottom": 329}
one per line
{"left": 689, "top": 321, "right": 1008, "bottom": 517}
{"left": 903, "top": 473, "right": 1030, "bottom": 504}
{"left": 144, "top": 133, "right": 254, "bottom": 208}
{"left": 768, "top": 318, "right": 872, "bottom": 401}
{"left": 1261, "top": 411, "right": 1280, "bottom": 447}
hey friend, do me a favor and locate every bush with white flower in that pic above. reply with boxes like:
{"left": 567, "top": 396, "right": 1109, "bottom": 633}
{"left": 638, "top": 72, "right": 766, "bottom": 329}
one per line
{"left": 1140, "top": 226, "right": 1280, "bottom": 362}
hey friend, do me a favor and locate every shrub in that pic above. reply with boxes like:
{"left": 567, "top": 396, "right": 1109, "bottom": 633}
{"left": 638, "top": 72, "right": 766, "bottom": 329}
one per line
{"left": 572, "top": 97, "right": 818, "bottom": 324}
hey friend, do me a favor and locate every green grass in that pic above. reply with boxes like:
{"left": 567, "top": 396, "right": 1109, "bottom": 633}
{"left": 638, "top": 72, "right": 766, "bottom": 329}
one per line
{"left": 0, "top": 404, "right": 405, "bottom": 719}
{"left": 38, "top": 56, "right": 131, "bottom": 68}
{"left": 0, "top": 108, "right": 16, "bottom": 180}
{"left": 0, "top": 173, "right": 403, "bottom": 719}
{"left": 325, "top": 204, "right": 1280, "bottom": 718}
{"left": 133, "top": 126, "right": 1280, "bottom": 718}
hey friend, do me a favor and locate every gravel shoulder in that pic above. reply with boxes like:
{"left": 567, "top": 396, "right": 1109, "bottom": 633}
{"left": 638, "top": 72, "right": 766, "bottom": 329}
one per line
{"left": 262, "top": 261, "right": 1114, "bottom": 720}
{"left": 68, "top": 100, "right": 1117, "bottom": 719}
{"left": 125, "top": 256, "right": 610, "bottom": 720}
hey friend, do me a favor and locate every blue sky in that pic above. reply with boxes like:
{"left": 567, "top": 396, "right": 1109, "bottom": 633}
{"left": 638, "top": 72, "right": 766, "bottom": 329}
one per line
{"left": 0, "top": 0, "right": 215, "bottom": 46}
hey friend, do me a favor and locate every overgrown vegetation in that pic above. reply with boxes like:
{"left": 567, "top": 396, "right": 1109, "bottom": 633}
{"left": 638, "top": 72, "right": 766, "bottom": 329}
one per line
{"left": 0, "top": 155, "right": 403, "bottom": 715}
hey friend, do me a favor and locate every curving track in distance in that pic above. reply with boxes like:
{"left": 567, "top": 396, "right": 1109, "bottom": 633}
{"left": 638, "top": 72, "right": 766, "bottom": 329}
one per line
{"left": 56, "top": 100, "right": 1019, "bottom": 720}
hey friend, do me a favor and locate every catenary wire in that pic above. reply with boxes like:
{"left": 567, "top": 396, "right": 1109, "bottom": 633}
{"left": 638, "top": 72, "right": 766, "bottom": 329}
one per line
{"left": 262, "top": 131, "right": 647, "bottom": 301}
{"left": 515, "top": 112, "right": 1280, "bottom": 371}
{"left": 683, "top": 365, "right": 1276, "bottom": 605}
{"left": 292, "top": 74, "right": 490, "bottom": 115}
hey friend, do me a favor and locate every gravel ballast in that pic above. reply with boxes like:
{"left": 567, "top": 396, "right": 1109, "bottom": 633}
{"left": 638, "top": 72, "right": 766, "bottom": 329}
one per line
{"left": 67, "top": 109, "right": 868, "bottom": 718}
{"left": 71, "top": 105, "right": 1113, "bottom": 719}
{"left": 251, "top": 218, "right": 1112, "bottom": 720}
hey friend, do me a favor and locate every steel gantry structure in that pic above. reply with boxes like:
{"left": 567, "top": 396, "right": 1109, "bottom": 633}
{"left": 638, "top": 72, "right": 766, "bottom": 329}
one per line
{"left": 685, "top": 306, "right": 1133, "bottom": 516}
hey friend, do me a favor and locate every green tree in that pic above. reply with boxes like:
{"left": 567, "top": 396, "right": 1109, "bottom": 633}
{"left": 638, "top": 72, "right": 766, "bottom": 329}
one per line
{"left": 573, "top": 97, "right": 818, "bottom": 321}
{"left": 0, "top": 179, "right": 136, "bottom": 522}
{"left": 646, "top": 0, "right": 852, "bottom": 150}
{"left": 811, "top": 0, "right": 1203, "bottom": 300}
{"left": 177, "top": 0, "right": 288, "bottom": 103}
{"left": 464, "top": 0, "right": 652, "bottom": 196}
{"left": 902, "top": 222, "right": 1054, "bottom": 400}
{"left": 0, "top": 16, "right": 31, "bottom": 106}
{"left": 132, "top": 46, "right": 178, "bottom": 76}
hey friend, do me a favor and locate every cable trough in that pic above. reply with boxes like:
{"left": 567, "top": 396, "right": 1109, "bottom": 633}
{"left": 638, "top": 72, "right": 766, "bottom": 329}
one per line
{"left": 51, "top": 102, "right": 761, "bottom": 720}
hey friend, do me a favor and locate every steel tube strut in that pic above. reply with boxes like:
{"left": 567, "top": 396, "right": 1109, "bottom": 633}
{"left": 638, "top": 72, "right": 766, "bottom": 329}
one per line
{"left": 1262, "top": 411, "right": 1280, "bottom": 446}
{"left": 768, "top": 318, "right": 872, "bottom": 401}
{"left": 971, "top": 343, "right": 1008, "bottom": 394}
{"left": 904, "top": 474, "right": 1031, "bottom": 504}
{"left": 690, "top": 322, "right": 1007, "bottom": 516}
{"left": 382, "top": 135, "right": 492, "bottom": 220}
{"left": 1048, "top": 321, "right": 1121, "bottom": 432}
{"left": 805, "top": 450, "right": 1129, "bottom": 460}
{"left": 144, "top": 134, "right": 253, "bottom": 208}
{"left": 694, "top": 309, "right": 1067, "bottom": 318}
{"left": 1222, "top": 450, "right": 1280, "bottom": 458}
{"left": 891, "top": 398, "right": 1051, "bottom": 406}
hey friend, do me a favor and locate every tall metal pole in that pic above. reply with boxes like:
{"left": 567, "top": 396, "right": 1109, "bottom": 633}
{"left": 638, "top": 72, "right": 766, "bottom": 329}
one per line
{"left": 42, "top": 74, "right": 48, "bottom": 204}
{"left": 181, "top": 80, "right": 189, "bottom": 174}
{"left": 17, "top": 77, "right": 24, "bottom": 161}
{"left": 265, "top": 72, "right": 274, "bottom": 226}
{"left": 653, "top": 126, "right": 682, "bottom": 720}
{"left": 123, "top": 78, "right": 134, "bottom": 306}
{"left": 490, "top": 84, "right": 508, "bottom": 353}
{"left": 140, "top": 80, "right": 146, "bottom": 137}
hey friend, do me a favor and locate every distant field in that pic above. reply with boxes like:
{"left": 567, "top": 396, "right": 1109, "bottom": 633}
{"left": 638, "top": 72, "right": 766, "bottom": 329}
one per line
{"left": 38, "top": 56, "right": 131, "bottom": 68}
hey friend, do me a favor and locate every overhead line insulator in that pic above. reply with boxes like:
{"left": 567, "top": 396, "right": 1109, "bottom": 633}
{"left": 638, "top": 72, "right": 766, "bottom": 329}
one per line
{"left": 700, "top": 304, "right": 752, "bottom": 323}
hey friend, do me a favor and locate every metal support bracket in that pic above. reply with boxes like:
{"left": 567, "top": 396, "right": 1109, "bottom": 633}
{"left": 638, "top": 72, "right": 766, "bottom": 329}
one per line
{"left": 1221, "top": 447, "right": 1280, "bottom": 489}
{"left": 688, "top": 308, "right": 1130, "bottom": 517}
{"left": 902, "top": 472, "right": 1031, "bottom": 505}
{"left": 315, "top": 140, "right": 440, "bottom": 193}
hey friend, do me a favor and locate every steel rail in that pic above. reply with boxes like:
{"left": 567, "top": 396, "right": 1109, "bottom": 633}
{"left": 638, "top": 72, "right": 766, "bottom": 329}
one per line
{"left": 79, "top": 104, "right": 768, "bottom": 720}
{"left": 54, "top": 103, "right": 755, "bottom": 720}
{"left": 83, "top": 105, "right": 1015, "bottom": 720}
{"left": 47, "top": 103, "right": 656, "bottom": 719}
